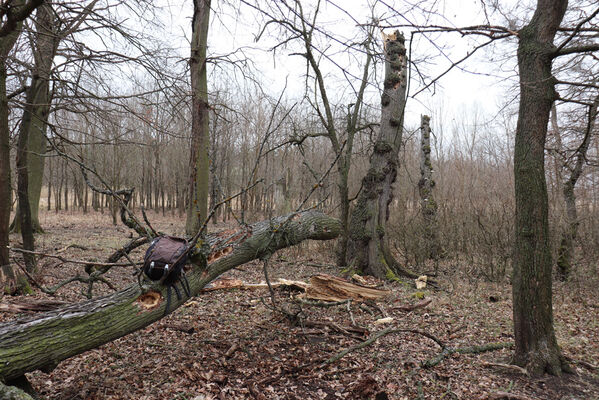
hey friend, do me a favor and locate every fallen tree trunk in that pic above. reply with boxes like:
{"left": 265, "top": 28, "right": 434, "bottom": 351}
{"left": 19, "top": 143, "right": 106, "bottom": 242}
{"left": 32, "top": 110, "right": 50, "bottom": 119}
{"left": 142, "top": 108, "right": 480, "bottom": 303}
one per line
{"left": 203, "top": 274, "right": 390, "bottom": 303}
{"left": 0, "top": 211, "right": 340, "bottom": 382}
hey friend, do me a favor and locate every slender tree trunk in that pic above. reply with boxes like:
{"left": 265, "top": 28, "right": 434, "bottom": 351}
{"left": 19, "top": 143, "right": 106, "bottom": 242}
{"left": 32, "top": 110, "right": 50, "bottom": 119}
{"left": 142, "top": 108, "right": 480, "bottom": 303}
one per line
{"left": 186, "top": 0, "right": 211, "bottom": 235}
{"left": 46, "top": 156, "right": 52, "bottom": 211}
{"left": 512, "top": 0, "right": 570, "bottom": 376}
{"left": 556, "top": 95, "right": 598, "bottom": 280}
{"left": 55, "top": 171, "right": 62, "bottom": 212}
{"left": 0, "top": 22, "right": 22, "bottom": 293}
{"left": 418, "top": 115, "right": 441, "bottom": 261}
{"left": 11, "top": 3, "right": 58, "bottom": 233}
{"left": 63, "top": 167, "right": 68, "bottom": 212}
{"left": 335, "top": 165, "right": 350, "bottom": 266}
{"left": 346, "top": 31, "right": 415, "bottom": 280}
{"left": 333, "top": 45, "right": 373, "bottom": 268}
{"left": 15, "top": 86, "right": 36, "bottom": 272}
{"left": 83, "top": 182, "right": 88, "bottom": 213}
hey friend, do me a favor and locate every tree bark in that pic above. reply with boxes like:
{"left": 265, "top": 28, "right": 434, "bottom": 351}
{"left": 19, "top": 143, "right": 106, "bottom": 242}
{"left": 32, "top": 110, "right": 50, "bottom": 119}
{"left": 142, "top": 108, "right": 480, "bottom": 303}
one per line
{"left": 11, "top": 3, "right": 59, "bottom": 234}
{"left": 346, "top": 31, "right": 412, "bottom": 279}
{"left": 1, "top": 0, "right": 43, "bottom": 292}
{"left": 0, "top": 211, "right": 340, "bottom": 382}
{"left": 556, "top": 94, "right": 598, "bottom": 280}
{"left": 186, "top": 0, "right": 211, "bottom": 235}
{"left": 0, "top": 381, "right": 34, "bottom": 400}
{"left": 15, "top": 77, "right": 37, "bottom": 272}
{"left": 512, "top": 0, "right": 570, "bottom": 376}
{"left": 0, "top": 13, "right": 24, "bottom": 293}
{"left": 418, "top": 115, "right": 441, "bottom": 261}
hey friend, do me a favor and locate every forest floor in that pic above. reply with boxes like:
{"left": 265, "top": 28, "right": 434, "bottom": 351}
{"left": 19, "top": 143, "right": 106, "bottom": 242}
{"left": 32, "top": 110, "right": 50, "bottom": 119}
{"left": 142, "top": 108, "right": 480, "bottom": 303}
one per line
{"left": 2, "top": 210, "right": 599, "bottom": 400}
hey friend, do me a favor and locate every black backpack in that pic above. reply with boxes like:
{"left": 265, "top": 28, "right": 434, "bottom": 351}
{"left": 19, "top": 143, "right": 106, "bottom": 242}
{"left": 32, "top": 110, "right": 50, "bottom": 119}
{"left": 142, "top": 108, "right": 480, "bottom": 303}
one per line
{"left": 143, "top": 236, "right": 191, "bottom": 314}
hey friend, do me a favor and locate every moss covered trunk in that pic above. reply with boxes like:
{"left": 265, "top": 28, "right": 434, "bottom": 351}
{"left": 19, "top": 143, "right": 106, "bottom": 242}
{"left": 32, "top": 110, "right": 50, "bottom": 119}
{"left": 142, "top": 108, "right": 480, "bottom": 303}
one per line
{"left": 346, "top": 31, "right": 408, "bottom": 279}
{"left": 512, "top": 0, "right": 569, "bottom": 376}
{"left": 186, "top": 0, "right": 211, "bottom": 235}
{"left": 0, "top": 211, "right": 340, "bottom": 382}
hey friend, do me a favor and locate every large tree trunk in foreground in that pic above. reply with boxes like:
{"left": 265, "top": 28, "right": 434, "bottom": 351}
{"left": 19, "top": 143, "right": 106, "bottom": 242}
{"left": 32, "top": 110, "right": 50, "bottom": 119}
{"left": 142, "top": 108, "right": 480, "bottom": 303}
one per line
{"left": 0, "top": 1, "right": 37, "bottom": 294}
{"left": 556, "top": 94, "right": 598, "bottom": 280}
{"left": 512, "top": 0, "right": 569, "bottom": 376}
{"left": 0, "top": 211, "right": 340, "bottom": 382}
{"left": 346, "top": 31, "right": 415, "bottom": 280}
{"left": 0, "top": 22, "right": 20, "bottom": 293}
{"left": 186, "top": 0, "right": 211, "bottom": 235}
{"left": 10, "top": 3, "right": 58, "bottom": 234}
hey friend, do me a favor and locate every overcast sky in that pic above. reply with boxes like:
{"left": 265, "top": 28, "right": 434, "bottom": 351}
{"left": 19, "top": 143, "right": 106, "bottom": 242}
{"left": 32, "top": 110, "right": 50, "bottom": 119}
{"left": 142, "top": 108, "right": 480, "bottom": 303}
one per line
{"left": 158, "top": 0, "right": 524, "bottom": 132}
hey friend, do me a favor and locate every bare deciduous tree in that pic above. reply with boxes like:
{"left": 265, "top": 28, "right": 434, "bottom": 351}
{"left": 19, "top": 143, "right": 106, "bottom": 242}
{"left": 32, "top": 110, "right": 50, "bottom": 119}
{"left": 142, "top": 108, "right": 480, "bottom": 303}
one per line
{"left": 186, "top": 0, "right": 211, "bottom": 235}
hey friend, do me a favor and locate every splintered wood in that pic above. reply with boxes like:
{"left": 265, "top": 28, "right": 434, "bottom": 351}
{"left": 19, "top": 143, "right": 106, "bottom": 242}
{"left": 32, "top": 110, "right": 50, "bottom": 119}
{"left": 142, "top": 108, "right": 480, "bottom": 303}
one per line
{"left": 201, "top": 277, "right": 308, "bottom": 292}
{"left": 203, "top": 274, "right": 389, "bottom": 303}
{"left": 0, "top": 299, "right": 68, "bottom": 313}
{"left": 137, "top": 291, "right": 162, "bottom": 310}
{"left": 304, "top": 274, "right": 389, "bottom": 302}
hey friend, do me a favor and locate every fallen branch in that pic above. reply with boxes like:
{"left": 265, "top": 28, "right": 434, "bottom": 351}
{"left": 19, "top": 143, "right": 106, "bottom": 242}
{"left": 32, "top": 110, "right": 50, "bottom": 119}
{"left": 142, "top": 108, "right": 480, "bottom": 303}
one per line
{"left": 394, "top": 298, "right": 432, "bottom": 312}
{"left": 488, "top": 391, "right": 535, "bottom": 400}
{"left": 422, "top": 342, "right": 514, "bottom": 368}
{"left": 201, "top": 277, "right": 308, "bottom": 292}
{"left": 563, "top": 355, "right": 598, "bottom": 371}
{"left": 202, "top": 274, "right": 390, "bottom": 303}
{"left": 481, "top": 361, "right": 528, "bottom": 375}
{"left": 296, "top": 298, "right": 351, "bottom": 308}
{"left": 9, "top": 247, "right": 142, "bottom": 268}
{"left": 321, "top": 327, "right": 445, "bottom": 367}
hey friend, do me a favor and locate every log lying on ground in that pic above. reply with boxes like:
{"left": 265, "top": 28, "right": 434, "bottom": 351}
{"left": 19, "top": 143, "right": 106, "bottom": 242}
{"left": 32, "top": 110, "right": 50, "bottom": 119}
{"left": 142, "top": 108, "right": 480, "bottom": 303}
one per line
{"left": 0, "top": 211, "right": 341, "bottom": 382}
{"left": 201, "top": 277, "right": 309, "bottom": 292}
{"left": 203, "top": 274, "right": 390, "bottom": 303}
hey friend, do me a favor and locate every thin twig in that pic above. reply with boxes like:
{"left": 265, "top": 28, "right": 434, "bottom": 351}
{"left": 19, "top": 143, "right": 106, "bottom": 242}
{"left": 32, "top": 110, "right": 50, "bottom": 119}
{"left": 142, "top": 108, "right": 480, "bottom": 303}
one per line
{"left": 9, "top": 247, "right": 142, "bottom": 267}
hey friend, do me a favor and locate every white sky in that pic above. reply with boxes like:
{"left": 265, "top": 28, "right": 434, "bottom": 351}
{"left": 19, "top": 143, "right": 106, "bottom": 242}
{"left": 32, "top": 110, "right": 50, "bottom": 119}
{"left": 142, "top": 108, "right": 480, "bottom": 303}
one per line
{"left": 159, "top": 0, "right": 524, "bottom": 131}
